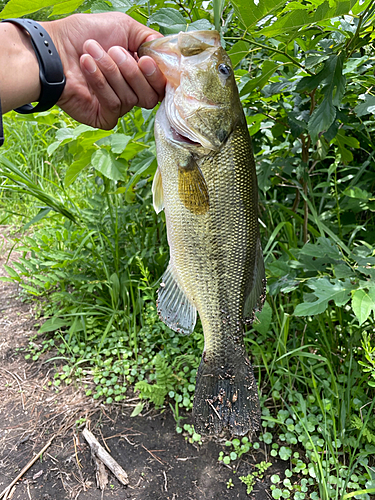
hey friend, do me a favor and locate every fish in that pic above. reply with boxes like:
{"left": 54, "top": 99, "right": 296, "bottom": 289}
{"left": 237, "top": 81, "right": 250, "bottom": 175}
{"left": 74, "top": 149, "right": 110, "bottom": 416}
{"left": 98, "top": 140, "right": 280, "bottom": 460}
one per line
{"left": 139, "top": 30, "right": 266, "bottom": 436}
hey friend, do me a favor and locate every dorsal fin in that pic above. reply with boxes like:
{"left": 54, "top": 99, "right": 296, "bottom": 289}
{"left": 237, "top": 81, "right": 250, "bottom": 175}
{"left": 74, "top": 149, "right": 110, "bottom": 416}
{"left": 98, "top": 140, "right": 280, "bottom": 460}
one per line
{"left": 152, "top": 167, "right": 164, "bottom": 214}
{"left": 243, "top": 239, "right": 266, "bottom": 323}
{"left": 157, "top": 264, "right": 197, "bottom": 335}
{"left": 178, "top": 157, "right": 209, "bottom": 215}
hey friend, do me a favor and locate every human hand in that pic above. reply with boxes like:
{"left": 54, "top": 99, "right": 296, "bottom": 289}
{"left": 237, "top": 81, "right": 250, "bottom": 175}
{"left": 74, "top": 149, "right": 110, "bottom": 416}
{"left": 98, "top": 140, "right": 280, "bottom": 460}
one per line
{"left": 43, "top": 13, "right": 166, "bottom": 129}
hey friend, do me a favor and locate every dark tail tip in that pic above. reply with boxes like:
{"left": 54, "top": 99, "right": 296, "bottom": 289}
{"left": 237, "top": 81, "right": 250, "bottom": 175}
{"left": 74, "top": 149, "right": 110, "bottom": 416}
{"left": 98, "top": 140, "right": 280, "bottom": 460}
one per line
{"left": 192, "top": 356, "right": 261, "bottom": 436}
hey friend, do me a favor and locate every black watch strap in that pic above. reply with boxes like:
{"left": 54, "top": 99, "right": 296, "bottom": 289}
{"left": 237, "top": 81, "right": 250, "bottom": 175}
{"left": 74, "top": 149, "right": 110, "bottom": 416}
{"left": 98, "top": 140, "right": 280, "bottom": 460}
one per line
{"left": 2, "top": 18, "right": 66, "bottom": 114}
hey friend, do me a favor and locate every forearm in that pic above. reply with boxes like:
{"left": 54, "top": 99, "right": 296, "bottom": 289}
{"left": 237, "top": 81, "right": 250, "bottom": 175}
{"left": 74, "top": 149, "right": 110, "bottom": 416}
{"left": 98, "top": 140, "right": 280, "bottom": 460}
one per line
{"left": 0, "top": 22, "right": 40, "bottom": 113}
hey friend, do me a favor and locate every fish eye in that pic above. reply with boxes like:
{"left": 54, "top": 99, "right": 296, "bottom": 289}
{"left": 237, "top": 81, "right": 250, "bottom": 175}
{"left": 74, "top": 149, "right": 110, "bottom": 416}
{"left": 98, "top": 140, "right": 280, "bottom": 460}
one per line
{"left": 218, "top": 63, "right": 232, "bottom": 77}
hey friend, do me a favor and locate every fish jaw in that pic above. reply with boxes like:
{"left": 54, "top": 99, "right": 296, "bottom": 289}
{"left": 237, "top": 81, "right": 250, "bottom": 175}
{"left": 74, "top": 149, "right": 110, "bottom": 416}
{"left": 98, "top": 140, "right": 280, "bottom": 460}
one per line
{"left": 138, "top": 31, "right": 221, "bottom": 87}
{"left": 139, "top": 35, "right": 181, "bottom": 88}
{"left": 139, "top": 30, "right": 242, "bottom": 151}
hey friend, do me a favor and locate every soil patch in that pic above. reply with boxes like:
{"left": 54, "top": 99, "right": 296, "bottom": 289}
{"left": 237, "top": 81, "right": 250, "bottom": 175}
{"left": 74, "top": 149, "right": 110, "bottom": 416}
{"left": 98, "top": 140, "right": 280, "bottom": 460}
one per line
{"left": 0, "top": 228, "right": 282, "bottom": 499}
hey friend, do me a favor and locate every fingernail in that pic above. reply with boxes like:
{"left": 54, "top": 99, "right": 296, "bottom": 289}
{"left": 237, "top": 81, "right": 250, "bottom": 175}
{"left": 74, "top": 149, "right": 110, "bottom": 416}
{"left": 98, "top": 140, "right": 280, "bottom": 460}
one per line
{"left": 83, "top": 55, "right": 97, "bottom": 74}
{"left": 110, "top": 46, "right": 128, "bottom": 65}
{"left": 87, "top": 40, "right": 104, "bottom": 61}
{"left": 142, "top": 58, "right": 156, "bottom": 76}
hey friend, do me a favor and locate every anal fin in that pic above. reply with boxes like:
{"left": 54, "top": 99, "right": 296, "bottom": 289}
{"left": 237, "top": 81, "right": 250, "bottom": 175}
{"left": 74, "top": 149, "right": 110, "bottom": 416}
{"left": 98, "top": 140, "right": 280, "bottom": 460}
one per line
{"left": 157, "top": 264, "right": 197, "bottom": 335}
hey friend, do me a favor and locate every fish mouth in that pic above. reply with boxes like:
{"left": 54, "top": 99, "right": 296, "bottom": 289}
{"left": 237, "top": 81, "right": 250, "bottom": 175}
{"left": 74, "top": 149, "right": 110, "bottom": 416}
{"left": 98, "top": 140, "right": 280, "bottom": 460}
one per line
{"left": 138, "top": 31, "right": 221, "bottom": 96}
{"left": 138, "top": 31, "right": 220, "bottom": 59}
{"left": 140, "top": 31, "right": 223, "bottom": 150}
{"left": 170, "top": 126, "right": 201, "bottom": 146}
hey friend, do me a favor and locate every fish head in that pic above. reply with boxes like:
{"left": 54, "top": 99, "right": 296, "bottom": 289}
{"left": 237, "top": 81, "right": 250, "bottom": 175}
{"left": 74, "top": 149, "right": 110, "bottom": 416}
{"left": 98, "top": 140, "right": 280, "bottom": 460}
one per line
{"left": 139, "top": 31, "right": 242, "bottom": 150}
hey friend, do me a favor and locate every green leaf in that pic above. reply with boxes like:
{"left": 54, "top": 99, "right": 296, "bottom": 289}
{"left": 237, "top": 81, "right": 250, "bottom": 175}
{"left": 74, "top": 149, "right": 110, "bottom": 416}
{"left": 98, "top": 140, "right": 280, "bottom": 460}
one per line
{"left": 308, "top": 96, "right": 336, "bottom": 144}
{"left": 228, "top": 41, "right": 251, "bottom": 68}
{"left": 3, "top": 264, "right": 20, "bottom": 280}
{"left": 21, "top": 284, "right": 42, "bottom": 295}
{"left": 51, "top": 0, "right": 85, "bottom": 15}
{"left": 109, "top": 134, "right": 132, "bottom": 154}
{"left": 90, "top": 0, "right": 112, "bottom": 13}
{"left": 150, "top": 8, "right": 187, "bottom": 34}
{"left": 189, "top": 19, "right": 213, "bottom": 31}
{"left": 149, "top": 8, "right": 210, "bottom": 34}
{"left": 64, "top": 152, "right": 92, "bottom": 187}
{"left": 352, "top": 288, "right": 375, "bottom": 325}
{"left": 296, "top": 66, "right": 330, "bottom": 93}
{"left": 294, "top": 278, "right": 355, "bottom": 317}
{"left": 354, "top": 94, "right": 375, "bottom": 117}
{"left": 91, "top": 149, "right": 127, "bottom": 181}
{"left": 213, "top": 0, "right": 225, "bottom": 31}
{"left": 343, "top": 186, "right": 371, "bottom": 200}
{"left": 109, "top": 273, "right": 120, "bottom": 305}
{"left": 0, "top": 0, "right": 74, "bottom": 17}
{"left": 124, "top": 150, "right": 156, "bottom": 192}
{"left": 253, "top": 301, "right": 272, "bottom": 335}
{"left": 260, "top": 0, "right": 357, "bottom": 37}
{"left": 333, "top": 129, "right": 360, "bottom": 164}
{"left": 240, "top": 61, "right": 280, "bottom": 95}
{"left": 110, "top": 0, "right": 135, "bottom": 12}
{"left": 23, "top": 207, "right": 52, "bottom": 230}
{"left": 230, "top": 0, "right": 286, "bottom": 30}
{"left": 299, "top": 54, "right": 345, "bottom": 143}
{"left": 39, "top": 317, "right": 69, "bottom": 333}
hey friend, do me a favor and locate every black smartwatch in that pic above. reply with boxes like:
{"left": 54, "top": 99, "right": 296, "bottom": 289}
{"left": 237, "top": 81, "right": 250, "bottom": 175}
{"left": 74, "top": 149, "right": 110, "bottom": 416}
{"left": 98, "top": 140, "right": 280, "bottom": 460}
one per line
{"left": 2, "top": 18, "right": 66, "bottom": 114}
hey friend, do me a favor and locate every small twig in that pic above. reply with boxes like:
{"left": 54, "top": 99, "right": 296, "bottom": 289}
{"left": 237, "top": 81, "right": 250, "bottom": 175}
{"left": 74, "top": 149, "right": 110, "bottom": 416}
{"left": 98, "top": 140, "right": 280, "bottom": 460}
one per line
{"left": 82, "top": 427, "right": 128, "bottom": 486}
{"left": 3, "top": 485, "right": 15, "bottom": 500}
{"left": 73, "top": 434, "right": 83, "bottom": 469}
{"left": 0, "top": 368, "right": 25, "bottom": 410}
{"left": 98, "top": 427, "right": 111, "bottom": 453}
{"left": 141, "top": 444, "right": 164, "bottom": 465}
{"left": 26, "top": 482, "right": 31, "bottom": 500}
{"left": 206, "top": 399, "right": 221, "bottom": 420}
{"left": 0, "top": 436, "right": 55, "bottom": 499}
{"left": 105, "top": 430, "right": 143, "bottom": 440}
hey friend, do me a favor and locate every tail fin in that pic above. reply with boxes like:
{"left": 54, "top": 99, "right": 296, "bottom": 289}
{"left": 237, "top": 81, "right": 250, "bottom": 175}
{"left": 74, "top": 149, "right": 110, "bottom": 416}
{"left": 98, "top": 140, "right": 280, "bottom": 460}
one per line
{"left": 193, "top": 354, "right": 260, "bottom": 436}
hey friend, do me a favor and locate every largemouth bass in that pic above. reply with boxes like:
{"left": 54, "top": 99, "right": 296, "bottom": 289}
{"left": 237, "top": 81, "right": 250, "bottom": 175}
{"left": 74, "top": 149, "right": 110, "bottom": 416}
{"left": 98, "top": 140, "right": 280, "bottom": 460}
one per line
{"left": 139, "top": 30, "right": 266, "bottom": 436}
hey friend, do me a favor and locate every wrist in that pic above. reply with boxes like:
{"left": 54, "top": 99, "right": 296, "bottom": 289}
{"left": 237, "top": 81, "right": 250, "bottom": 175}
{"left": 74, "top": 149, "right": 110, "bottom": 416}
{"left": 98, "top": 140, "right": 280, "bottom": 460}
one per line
{"left": 0, "top": 22, "right": 40, "bottom": 113}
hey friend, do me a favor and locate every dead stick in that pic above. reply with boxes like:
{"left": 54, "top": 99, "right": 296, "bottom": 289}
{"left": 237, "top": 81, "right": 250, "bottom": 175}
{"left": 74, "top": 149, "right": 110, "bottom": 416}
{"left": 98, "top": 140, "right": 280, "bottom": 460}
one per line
{"left": 82, "top": 427, "right": 129, "bottom": 486}
{"left": 0, "top": 435, "right": 55, "bottom": 500}
{"left": 141, "top": 444, "right": 165, "bottom": 465}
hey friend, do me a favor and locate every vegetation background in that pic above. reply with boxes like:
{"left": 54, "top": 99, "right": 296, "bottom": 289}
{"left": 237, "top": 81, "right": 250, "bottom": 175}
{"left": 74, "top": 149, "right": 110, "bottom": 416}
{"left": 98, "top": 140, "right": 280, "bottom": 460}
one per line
{"left": 1, "top": 0, "right": 375, "bottom": 498}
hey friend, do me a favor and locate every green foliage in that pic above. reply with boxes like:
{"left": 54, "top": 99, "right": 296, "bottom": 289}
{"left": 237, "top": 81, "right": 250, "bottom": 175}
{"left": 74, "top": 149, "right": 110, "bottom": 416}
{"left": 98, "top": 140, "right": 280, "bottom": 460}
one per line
{"left": 135, "top": 353, "right": 175, "bottom": 406}
{"left": 218, "top": 436, "right": 254, "bottom": 464}
{"left": 182, "top": 423, "right": 202, "bottom": 445}
{"left": 239, "top": 461, "right": 272, "bottom": 495}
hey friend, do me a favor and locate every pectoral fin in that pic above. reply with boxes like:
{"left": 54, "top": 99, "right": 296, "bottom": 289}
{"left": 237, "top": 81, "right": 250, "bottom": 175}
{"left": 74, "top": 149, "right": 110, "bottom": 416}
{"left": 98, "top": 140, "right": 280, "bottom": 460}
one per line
{"left": 152, "top": 167, "right": 164, "bottom": 214}
{"left": 157, "top": 264, "right": 197, "bottom": 335}
{"left": 178, "top": 157, "right": 209, "bottom": 215}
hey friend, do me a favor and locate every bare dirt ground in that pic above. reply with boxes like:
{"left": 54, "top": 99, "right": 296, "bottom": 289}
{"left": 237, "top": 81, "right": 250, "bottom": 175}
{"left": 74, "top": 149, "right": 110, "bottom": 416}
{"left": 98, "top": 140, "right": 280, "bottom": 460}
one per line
{"left": 0, "top": 228, "right": 280, "bottom": 500}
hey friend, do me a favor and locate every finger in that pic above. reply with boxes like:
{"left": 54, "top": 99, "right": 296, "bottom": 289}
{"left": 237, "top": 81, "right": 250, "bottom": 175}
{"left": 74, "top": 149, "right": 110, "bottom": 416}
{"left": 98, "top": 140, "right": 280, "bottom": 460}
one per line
{"left": 80, "top": 53, "right": 122, "bottom": 130}
{"left": 108, "top": 46, "right": 161, "bottom": 110}
{"left": 84, "top": 40, "right": 139, "bottom": 117}
{"left": 138, "top": 56, "right": 166, "bottom": 101}
{"left": 125, "top": 17, "right": 163, "bottom": 53}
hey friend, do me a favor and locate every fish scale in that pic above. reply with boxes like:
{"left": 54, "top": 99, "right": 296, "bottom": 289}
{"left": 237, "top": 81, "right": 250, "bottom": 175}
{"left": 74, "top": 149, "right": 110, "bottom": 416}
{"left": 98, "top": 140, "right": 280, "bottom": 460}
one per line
{"left": 139, "top": 30, "right": 266, "bottom": 435}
